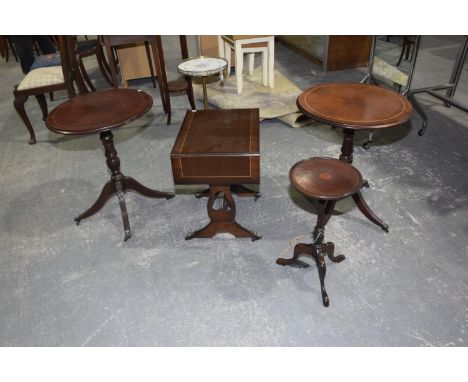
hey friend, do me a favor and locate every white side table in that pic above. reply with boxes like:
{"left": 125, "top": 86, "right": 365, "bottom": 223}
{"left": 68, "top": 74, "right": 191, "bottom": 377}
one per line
{"left": 177, "top": 56, "right": 228, "bottom": 109}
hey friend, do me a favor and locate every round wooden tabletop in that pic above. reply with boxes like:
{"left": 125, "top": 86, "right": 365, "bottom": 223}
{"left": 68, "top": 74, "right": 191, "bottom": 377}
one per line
{"left": 297, "top": 83, "right": 413, "bottom": 129}
{"left": 46, "top": 88, "right": 153, "bottom": 135}
{"left": 290, "top": 157, "right": 363, "bottom": 200}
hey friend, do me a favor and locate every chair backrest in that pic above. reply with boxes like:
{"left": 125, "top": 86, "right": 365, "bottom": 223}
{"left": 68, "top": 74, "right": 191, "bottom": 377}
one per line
{"left": 61, "top": 35, "right": 92, "bottom": 97}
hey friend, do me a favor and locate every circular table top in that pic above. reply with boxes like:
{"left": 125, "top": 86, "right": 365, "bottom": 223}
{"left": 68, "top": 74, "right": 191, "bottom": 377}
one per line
{"left": 290, "top": 157, "right": 363, "bottom": 200}
{"left": 46, "top": 88, "right": 153, "bottom": 135}
{"left": 297, "top": 83, "right": 413, "bottom": 129}
{"left": 177, "top": 56, "right": 228, "bottom": 77}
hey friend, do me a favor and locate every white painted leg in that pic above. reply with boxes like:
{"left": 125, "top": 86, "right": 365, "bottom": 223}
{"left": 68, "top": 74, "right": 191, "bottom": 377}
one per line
{"left": 262, "top": 50, "right": 268, "bottom": 86}
{"left": 217, "top": 36, "right": 224, "bottom": 58}
{"left": 248, "top": 53, "right": 254, "bottom": 75}
{"left": 225, "top": 42, "right": 231, "bottom": 78}
{"left": 235, "top": 41, "right": 243, "bottom": 94}
{"left": 268, "top": 37, "right": 275, "bottom": 89}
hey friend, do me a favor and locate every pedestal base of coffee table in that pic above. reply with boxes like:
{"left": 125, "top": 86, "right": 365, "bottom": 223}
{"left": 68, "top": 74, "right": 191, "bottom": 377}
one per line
{"left": 185, "top": 185, "right": 261, "bottom": 241}
{"left": 277, "top": 240, "right": 345, "bottom": 307}
{"left": 74, "top": 130, "right": 175, "bottom": 241}
{"left": 340, "top": 128, "right": 389, "bottom": 232}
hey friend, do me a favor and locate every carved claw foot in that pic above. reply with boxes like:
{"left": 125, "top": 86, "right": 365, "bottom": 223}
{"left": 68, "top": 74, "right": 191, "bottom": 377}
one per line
{"left": 251, "top": 233, "right": 262, "bottom": 241}
{"left": 321, "top": 286, "right": 330, "bottom": 307}
{"left": 323, "top": 242, "right": 345, "bottom": 263}
{"left": 276, "top": 257, "right": 310, "bottom": 268}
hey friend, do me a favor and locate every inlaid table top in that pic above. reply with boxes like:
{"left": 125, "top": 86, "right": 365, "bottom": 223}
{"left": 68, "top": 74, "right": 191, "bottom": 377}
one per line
{"left": 297, "top": 83, "right": 413, "bottom": 129}
{"left": 171, "top": 109, "right": 260, "bottom": 185}
{"left": 290, "top": 157, "right": 363, "bottom": 200}
{"left": 46, "top": 88, "right": 152, "bottom": 135}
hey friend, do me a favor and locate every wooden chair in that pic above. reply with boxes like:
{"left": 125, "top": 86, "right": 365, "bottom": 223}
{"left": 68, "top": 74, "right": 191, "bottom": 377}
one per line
{"left": 12, "top": 36, "right": 88, "bottom": 144}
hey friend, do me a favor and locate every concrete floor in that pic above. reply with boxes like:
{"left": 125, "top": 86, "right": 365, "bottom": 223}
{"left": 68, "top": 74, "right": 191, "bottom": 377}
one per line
{"left": 0, "top": 36, "right": 467, "bottom": 346}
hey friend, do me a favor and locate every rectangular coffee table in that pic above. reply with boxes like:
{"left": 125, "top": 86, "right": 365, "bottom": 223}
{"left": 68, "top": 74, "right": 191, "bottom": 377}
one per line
{"left": 171, "top": 109, "right": 261, "bottom": 240}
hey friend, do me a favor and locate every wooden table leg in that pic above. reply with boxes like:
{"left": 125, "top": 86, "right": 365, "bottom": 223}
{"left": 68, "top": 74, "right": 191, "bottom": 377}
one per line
{"left": 186, "top": 185, "right": 261, "bottom": 241}
{"left": 276, "top": 200, "right": 345, "bottom": 307}
{"left": 339, "top": 128, "right": 356, "bottom": 163}
{"left": 339, "top": 128, "right": 389, "bottom": 232}
{"left": 74, "top": 130, "right": 174, "bottom": 241}
{"left": 202, "top": 76, "right": 208, "bottom": 110}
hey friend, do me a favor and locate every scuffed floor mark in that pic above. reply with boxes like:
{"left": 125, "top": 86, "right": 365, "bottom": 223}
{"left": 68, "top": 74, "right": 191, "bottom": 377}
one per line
{"left": 80, "top": 309, "right": 121, "bottom": 346}
{"left": 406, "top": 211, "right": 423, "bottom": 228}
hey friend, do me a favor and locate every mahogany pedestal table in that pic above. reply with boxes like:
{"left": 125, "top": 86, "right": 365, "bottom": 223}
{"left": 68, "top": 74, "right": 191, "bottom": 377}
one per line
{"left": 46, "top": 88, "right": 174, "bottom": 241}
{"left": 171, "top": 109, "right": 261, "bottom": 241}
{"left": 297, "top": 83, "right": 413, "bottom": 232}
{"left": 277, "top": 157, "right": 363, "bottom": 307}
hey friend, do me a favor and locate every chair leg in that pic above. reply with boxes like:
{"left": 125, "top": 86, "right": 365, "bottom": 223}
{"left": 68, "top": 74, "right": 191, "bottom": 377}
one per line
{"left": 144, "top": 40, "right": 157, "bottom": 89}
{"left": 268, "top": 37, "right": 274, "bottom": 89}
{"left": 262, "top": 50, "right": 268, "bottom": 86}
{"left": 235, "top": 41, "right": 243, "bottom": 94}
{"left": 96, "top": 42, "right": 114, "bottom": 87}
{"left": 186, "top": 77, "right": 196, "bottom": 110}
{"left": 217, "top": 36, "right": 224, "bottom": 58}
{"left": 13, "top": 94, "right": 36, "bottom": 144}
{"left": 396, "top": 41, "right": 406, "bottom": 66}
{"left": 34, "top": 94, "right": 48, "bottom": 121}
{"left": 7, "top": 37, "right": 19, "bottom": 62}
{"left": 224, "top": 42, "right": 231, "bottom": 78}
{"left": 79, "top": 58, "right": 96, "bottom": 92}
{"left": 166, "top": 93, "right": 172, "bottom": 125}
{"left": 248, "top": 53, "right": 254, "bottom": 75}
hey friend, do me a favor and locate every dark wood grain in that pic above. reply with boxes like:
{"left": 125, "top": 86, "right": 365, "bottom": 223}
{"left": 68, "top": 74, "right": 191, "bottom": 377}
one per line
{"left": 297, "top": 83, "right": 413, "bottom": 129}
{"left": 46, "top": 88, "right": 152, "bottom": 135}
{"left": 289, "top": 157, "right": 363, "bottom": 200}
{"left": 171, "top": 109, "right": 260, "bottom": 185}
{"left": 171, "top": 109, "right": 261, "bottom": 240}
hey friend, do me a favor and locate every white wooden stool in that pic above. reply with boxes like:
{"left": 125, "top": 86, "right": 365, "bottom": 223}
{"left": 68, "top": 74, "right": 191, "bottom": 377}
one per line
{"left": 218, "top": 35, "right": 274, "bottom": 94}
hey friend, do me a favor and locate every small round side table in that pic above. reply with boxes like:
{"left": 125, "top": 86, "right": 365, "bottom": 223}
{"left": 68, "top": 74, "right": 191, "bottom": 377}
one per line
{"left": 297, "top": 83, "right": 413, "bottom": 232}
{"left": 46, "top": 88, "right": 175, "bottom": 241}
{"left": 177, "top": 56, "right": 228, "bottom": 110}
{"left": 277, "top": 157, "right": 364, "bottom": 307}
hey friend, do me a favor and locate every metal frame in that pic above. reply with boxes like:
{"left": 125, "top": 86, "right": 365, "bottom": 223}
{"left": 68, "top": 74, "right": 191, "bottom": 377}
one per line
{"left": 362, "top": 35, "right": 468, "bottom": 148}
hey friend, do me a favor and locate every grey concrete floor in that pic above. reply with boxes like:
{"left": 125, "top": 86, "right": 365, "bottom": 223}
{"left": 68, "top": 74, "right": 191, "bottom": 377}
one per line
{"left": 0, "top": 36, "right": 467, "bottom": 346}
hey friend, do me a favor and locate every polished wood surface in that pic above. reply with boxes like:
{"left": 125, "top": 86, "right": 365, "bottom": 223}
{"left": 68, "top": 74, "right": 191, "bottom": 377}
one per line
{"left": 171, "top": 109, "right": 260, "bottom": 185}
{"left": 171, "top": 109, "right": 261, "bottom": 240}
{"left": 296, "top": 82, "right": 403, "bottom": 233}
{"left": 45, "top": 85, "right": 172, "bottom": 240}
{"left": 289, "top": 157, "right": 363, "bottom": 200}
{"left": 297, "top": 83, "right": 413, "bottom": 129}
{"left": 46, "top": 88, "right": 152, "bottom": 135}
